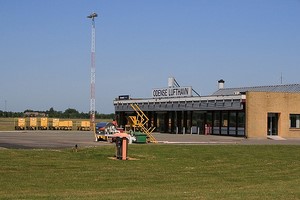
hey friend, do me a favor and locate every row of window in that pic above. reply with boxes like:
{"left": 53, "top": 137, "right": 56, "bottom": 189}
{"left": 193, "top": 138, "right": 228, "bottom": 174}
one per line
{"left": 154, "top": 110, "right": 245, "bottom": 136}
{"left": 155, "top": 112, "right": 299, "bottom": 132}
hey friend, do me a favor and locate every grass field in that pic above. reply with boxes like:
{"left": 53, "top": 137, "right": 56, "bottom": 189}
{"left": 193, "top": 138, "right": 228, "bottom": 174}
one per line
{"left": 0, "top": 118, "right": 14, "bottom": 131}
{"left": 0, "top": 145, "right": 299, "bottom": 199}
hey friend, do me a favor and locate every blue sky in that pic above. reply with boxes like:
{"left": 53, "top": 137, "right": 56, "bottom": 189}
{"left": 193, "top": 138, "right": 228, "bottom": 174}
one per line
{"left": 0, "top": 0, "right": 299, "bottom": 114}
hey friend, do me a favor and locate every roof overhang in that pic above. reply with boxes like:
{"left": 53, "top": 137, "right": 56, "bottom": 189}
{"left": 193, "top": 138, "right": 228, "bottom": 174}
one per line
{"left": 114, "top": 95, "right": 246, "bottom": 112}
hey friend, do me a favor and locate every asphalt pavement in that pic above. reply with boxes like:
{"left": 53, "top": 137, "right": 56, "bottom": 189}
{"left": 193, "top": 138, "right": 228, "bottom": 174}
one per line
{"left": 0, "top": 131, "right": 299, "bottom": 149}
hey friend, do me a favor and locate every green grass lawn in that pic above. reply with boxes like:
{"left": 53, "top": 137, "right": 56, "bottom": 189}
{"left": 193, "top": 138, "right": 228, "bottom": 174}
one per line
{"left": 0, "top": 118, "right": 15, "bottom": 131}
{"left": 0, "top": 145, "right": 299, "bottom": 199}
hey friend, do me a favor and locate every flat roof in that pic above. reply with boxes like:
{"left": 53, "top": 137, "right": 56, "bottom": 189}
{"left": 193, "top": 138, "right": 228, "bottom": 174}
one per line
{"left": 213, "top": 84, "right": 300, "bottom": 96}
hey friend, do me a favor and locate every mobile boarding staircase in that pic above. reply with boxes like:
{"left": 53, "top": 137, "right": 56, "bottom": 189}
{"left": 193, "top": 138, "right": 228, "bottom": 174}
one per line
{"left": 128, "top": 103, "right": 157, "bottom": 143}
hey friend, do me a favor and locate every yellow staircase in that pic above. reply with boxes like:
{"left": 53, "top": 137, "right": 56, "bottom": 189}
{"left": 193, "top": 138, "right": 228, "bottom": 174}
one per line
{"left": 129, "top": 103, "right": 157, "bottom": 143}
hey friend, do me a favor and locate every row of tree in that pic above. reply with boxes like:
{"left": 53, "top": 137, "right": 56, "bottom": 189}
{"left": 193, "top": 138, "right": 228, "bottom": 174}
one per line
{"left": 0, "top": 107, "right": 115, "bottom": 119}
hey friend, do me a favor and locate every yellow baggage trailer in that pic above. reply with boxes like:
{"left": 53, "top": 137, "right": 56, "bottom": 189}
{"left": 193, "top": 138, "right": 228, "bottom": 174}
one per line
{"left": 49, "top": 118, "right": 59, "bottom": 130}
{"left": 26, "top": 117, "right": 37, "bottom": 130}
{"left": 59, "top": 121, "right": 73, "bottom": 130}
{"left": 38, "top": 117, "right": 48, "bottom": 130}
{"left": 77, "top": 121, "right": 91, "bottom": 131}
{"left": 15, "top": 118, "right": 26, "bottom": 130}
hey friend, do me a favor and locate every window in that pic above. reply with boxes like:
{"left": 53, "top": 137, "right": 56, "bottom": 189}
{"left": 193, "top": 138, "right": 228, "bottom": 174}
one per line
{"left": 229, "top": 112, "right": 237, "bottom": 136}
{"left": 213, "top": 111, "right": 220, "bottom": 134}
{"left": 221, "top": 111, "right": 228, "bottom": 135}
{"left": 290, "top": 114, "right": 300, "bottom": 128}
{"left": 237, "top": 112, "right": 245, "bottom": 136}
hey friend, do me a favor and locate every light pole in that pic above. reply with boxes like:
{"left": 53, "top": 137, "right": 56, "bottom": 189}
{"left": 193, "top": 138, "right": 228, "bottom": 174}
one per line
{"left": 87, "top": 12, "right": 98, "bottom": 131}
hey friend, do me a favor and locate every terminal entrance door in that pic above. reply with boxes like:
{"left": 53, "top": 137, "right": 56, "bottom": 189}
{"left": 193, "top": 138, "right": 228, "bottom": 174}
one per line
{"left": 267, "top": 113, "right": 279, "bottom": 136}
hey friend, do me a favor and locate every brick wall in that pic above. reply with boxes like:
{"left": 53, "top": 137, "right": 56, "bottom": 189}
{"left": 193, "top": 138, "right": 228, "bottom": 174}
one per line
{"left": 246, "top": 91, "right": 300, "bottom": 138}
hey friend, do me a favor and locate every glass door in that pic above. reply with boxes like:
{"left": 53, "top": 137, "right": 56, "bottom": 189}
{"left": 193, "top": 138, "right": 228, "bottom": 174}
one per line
{"left": 267, "top": 113, "right": 279, "bottom": 136}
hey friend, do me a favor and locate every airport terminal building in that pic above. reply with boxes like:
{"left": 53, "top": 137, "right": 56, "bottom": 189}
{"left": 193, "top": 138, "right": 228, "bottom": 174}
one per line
{"left": 113, "top": 78, "right": 300, "bottom": 138}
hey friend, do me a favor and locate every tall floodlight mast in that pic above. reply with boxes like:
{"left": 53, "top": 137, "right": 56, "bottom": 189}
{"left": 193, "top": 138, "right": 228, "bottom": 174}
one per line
{"left": 87, "top": 12, "right": 98, "bottom": 127}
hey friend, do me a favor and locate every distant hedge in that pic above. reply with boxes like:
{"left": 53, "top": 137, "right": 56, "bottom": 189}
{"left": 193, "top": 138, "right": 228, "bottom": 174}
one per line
{"left": 0, "top": 107, "right": 114, "bottom": 119}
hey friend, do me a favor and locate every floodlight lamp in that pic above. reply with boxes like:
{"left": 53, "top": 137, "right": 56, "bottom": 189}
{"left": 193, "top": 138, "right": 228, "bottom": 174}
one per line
{"left": 87, "top": 12, "right": 98, "bottom": 19}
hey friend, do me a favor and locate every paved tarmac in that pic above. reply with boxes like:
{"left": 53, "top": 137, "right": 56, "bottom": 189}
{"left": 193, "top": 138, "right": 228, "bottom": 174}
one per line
{"left": 0, "top": 131, "right": 107, "bottom": 149}
{"left": 0, "top": 131, "right": 299, "bottom": 149}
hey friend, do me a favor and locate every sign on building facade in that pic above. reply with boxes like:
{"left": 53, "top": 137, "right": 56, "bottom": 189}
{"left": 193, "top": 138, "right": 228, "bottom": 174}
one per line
{"left": 152, "top": 87, "right": 192, "bottom": 98}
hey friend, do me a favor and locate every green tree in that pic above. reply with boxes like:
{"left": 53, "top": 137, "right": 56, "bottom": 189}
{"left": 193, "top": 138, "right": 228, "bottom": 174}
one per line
{"left": 63, "top": 108, "right": 80, "bottom": 118}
